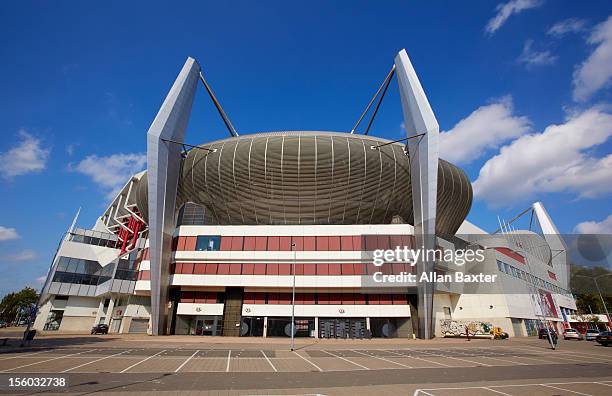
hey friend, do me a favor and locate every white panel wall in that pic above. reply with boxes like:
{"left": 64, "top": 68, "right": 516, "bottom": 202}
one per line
{"left": 241, "top": 304, "right": 410, "bottom": 318}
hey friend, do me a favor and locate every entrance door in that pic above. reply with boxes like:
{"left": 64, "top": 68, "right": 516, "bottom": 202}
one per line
{"left": 511, "top": 318, "right": 524, "bottom": 337}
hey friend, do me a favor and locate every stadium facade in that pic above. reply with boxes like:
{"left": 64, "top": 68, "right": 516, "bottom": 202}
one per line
{"left": 33, "top": 50, "right": 578, "bottom": 339}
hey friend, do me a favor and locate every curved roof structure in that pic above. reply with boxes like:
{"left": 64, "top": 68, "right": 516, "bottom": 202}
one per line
{"left": 136, "top": 131, "right": 472, "bottom": 234}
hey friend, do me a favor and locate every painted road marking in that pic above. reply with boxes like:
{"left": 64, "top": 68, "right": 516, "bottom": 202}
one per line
{"left": 0, "top": 349, "right": 56, "bottom": 360}
{"left": 62, "top": 350, "right": 131, "bottom": 373}
{"left": 294, "top": 350, "right": 323, "bottom": 372}
{"left": 449, "top": 348, "right": 528, "bottom": 366}
{"left": 226, "top": 350, "right": 231, "bottom": 372}
{"left": 351, "top": 350, "right": 413, "bottom": 368}
{"left": 261, "top": 350, "right": 277, "bottom": 372}
{"left": 413, "top": 380, "right": 612, "bottom": 396}
{"left": 322, "top": 350, "right": 369, "bottom": 370}
{"left": 541, "top": 384, "right": 594, "bottom": 396}
{"left": 385, "top": 349, "right": 452, "bottom": 367}
{"left": 483, "top": 387, "right": 512, "bottom": 396}
{"left": 120, "top": 350, "right": 165, "bottom": 373}
{"left": 513, "top": 346, "right": 612, "bottom": 363}
{"left": 2, "top": 349, "right": 96, "bottom": 372}
{"left": 174, "top": 349, "right": 199, "bottom": 373}
{"left": 405, "top": 348, "right": 491, "bottom": 367}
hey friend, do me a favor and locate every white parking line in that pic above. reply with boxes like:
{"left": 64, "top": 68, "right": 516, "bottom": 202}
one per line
{"left": 2, "top": 349, "right": 96, "bottom": 372}
{"left": 483, "top": 387, "right": 512, "bottom": 396}
{"left": 226, "top": 350, "right": 231, "bottom": 372}
{"left": 293, "top": 350, "right": 323, "bottom": 372}
{"left": 351, "top": 350, "right": 413, "bottom": 368}
{"left": 450, "top": 348, "right": 528, "bottom": 366}
{"left": 174, "top": 350, "right": 199, "bottom": 373}
{"left": 261, "top": 350, "right": 277, "bottom": 372}
{"left": 62, "top": 350, "right": 130, "bottom": 373}
{"left": 322, "top": 350, "right": 369, "bottom": 370}
{"left": 120, "top": 350, "right": 165, "bottom": 373}
{"left": 0, "top": 349, "right": 56, "bottom": 360}
{"left": 405, "top": 348, "right": 491, "bottom": 367}
{"left": 514, "top": 346, "right": 611, "bottom": 363}
{"left": 385, "top": 350, "right": 452, "bottom": 367}
{"left": 414, "top": 380, "right": 612, "bottom": 395}
{"left": 595, "top": 382, "right": 612, "bottom": 387}
{"left": 541, "top": 384, "right": 593, "bottom": 396}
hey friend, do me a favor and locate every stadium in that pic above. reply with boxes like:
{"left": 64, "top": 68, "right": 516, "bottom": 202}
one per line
{"left": 33, "top": 50, "right": 577, "bottom": 339}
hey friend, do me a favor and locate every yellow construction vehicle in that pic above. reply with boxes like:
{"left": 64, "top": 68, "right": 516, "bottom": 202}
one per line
{"left": 492, "top": 327, "right": 509, "bottom": 339}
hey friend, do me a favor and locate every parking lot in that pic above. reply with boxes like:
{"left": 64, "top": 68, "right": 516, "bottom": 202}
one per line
{"left": 0, "top": 342, "right": 611, "bottom": 374}
{"left": 0, "top": 336, "right": 611, "bottom": 394}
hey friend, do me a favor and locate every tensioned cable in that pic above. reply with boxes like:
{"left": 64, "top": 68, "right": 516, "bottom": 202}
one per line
{"left": 351, "top": 65, "right": 396, "bottom": 134}
{"left": 365, "top": 65, "right": 395, "bottom": 135}
{"left": 198, "top": 71, "right": 239, "bottom": 137}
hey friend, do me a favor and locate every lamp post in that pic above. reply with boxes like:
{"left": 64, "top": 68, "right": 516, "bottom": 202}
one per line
{"left": 291, "top": 242, "right": 296, "bottom": 351}
{"left": 574, "top": 273, "right": 612, "bottom": 329}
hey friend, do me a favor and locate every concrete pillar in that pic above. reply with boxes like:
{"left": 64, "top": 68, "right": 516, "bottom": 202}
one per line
{"left": 147, "top": 57, "right": 201, "bottom": 335}
{"left": 93, "top": 299, "right": 105, "bottom": 325}
{"left": 366, "top": 317, "right": 371, "bottom": 330}
{"left": 263, "top": 316, "right": 268, "bottom": 338}
{"left": 104, "top": 297, "right": 115, "bottom": 326}
{"left": 314, "top": 317, "right": 319, "bottom": 338}
{"left": 395, "top": 49, "right": 439, "bottom": 339}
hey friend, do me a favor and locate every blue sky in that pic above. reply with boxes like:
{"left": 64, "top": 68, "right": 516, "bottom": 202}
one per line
{"left": 0, "top": 0, "right": 611, "bottom": 295}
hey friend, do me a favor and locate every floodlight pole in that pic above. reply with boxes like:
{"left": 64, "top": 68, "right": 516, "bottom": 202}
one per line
{"left": 291, "top": 243, "right": 297, "bottom": 351}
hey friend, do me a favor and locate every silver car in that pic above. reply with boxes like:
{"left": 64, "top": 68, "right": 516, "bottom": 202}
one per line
{"left": 563, "top": 328, "right": 583, "bottom": 340}
{"left": 585, "top": 329, "right": 600, "bottom": 341}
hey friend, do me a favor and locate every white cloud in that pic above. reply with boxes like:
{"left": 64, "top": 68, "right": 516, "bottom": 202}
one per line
{"left": 35, "top": 276, "right": 47, "bottom": 285}
{"left": 573, "top": 16, "right": 612, "bottom": 102}
{"left": 485, "top": 0, "right": 543, "bottom": 35}
{"left": 3, "top": 250, "right": 37, "bottom": 262}
{"left": 547, "top": 18, "right": 587, "bottom": 37}
{"left": 575, "top": 214, "right": 612, "bottom": 234}
{"left": 0, "top": 130, "right": 50, "bottom": 178}
{"left": 473, "top": 107, "right": 612, "bottom": 207}
{"left": 440, "top": 96, "right": 530, "bottom": 164}
{"left": 74, "top": 153, "right": 146, "bottom": 199}
{"left": 517, "top": 40, "right": 558, "bottom": 68}
{"left": 0, "top": 226, "right": 19, "bottom": 241}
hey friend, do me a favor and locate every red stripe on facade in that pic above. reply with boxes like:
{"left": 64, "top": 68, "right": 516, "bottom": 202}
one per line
{"left": 494, "top": 247, "right": 525, "bottom": 264}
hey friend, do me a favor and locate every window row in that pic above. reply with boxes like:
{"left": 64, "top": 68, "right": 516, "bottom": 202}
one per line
{"left": 172, "top": 234, "right": 416, "bottom": 252}
{"left": 170, "top": 262, "right": 416, "bottom": 276}
{"left": 243, "top": 292, "right": 409, "bottom": 305}
{"left": 496, "top": 260, "right": 568, "bottom": 295}
{"left": 179, "top": 291, "right": 219, "bottom": 304}
{"left": 56, "top": 256, "right": 101, "bottom": 275}
{"left": 69, "top": 228, "right": 118, "bottom": 248}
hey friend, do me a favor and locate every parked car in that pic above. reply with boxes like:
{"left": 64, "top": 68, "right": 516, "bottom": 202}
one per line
{"left": 585, "top": 329, "right": 600, "bottom": 341}
{"left": 595, "top": 331, "right": 612, "bottom": 346}
{"left": 563, "top": 328, "right": 583, "bottom": 340}
{"left": 91, "top": 323, "right": 109, "bottom": 335}
{"left": 538, "top": 328, "right": 557, "bottom": 339}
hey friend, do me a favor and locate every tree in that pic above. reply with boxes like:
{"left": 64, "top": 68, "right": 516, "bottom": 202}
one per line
{"left": 0, "top": 287, "right": 38, "bottom": 324}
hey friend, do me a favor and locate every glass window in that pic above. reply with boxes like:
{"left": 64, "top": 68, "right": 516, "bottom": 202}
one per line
{"left": 56, "top": 257, "right": 70, "bottom": 271}
{"left": 496, "top": 260, "right": 503, "bottom": 272}
{"left": 195, "top": 235, "right": 221, "bottom": 251}
{"left": 504, "top": 263, "right": 510, "bottom": 274}
{"left": 66, "top": 258, "right": 79, "bottom": 273}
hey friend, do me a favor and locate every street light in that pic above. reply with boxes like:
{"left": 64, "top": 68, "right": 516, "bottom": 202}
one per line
{"left": 290, "top": 242, "right": 296, "bottom": 351}
{"left": 574, "top": 273, "right": 612, "bottom": 328}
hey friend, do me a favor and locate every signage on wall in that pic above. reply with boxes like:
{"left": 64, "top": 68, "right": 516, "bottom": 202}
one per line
{"left": 244, "top": 308, "right": 251, "bottom": 313}
{"left": 195, "top": 307, "right": 202, "bottom": 312}
{"left": 115, "top": 310, "right": 123, "bottom": 316}
{"left": 338, "top": 308, "right": 345, "bottom": 314}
